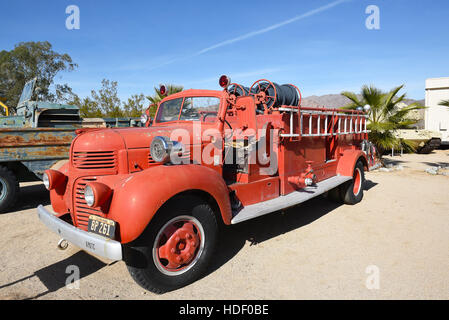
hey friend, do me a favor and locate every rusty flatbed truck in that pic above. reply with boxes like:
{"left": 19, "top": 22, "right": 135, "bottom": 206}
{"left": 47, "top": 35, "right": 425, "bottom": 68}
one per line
{"left": 0, "top": 79, "right": 139, "bottom": 212}
{"left": 37, "top": 77, "right": 378, "bottom": 293}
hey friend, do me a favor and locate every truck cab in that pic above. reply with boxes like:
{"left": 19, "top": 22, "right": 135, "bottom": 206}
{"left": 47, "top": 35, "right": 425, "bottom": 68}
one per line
{"left": 0, "top": 79, "right": 140, "bottom": 213}
{"left": 38, "top": 77, "right": 377, "bottom": 293}
{"left": 8, "top": 78, "right": 81, "bottom": 128}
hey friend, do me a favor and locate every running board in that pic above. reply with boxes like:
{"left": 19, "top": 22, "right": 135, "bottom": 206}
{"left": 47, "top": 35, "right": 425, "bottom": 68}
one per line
{"left": 231, "top": 175, "right": 352, "bottom": 224}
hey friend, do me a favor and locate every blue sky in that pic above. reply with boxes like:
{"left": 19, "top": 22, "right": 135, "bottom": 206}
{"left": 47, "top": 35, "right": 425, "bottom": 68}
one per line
{"left": 2, "top": 0, "right": 448, "bottom": 102}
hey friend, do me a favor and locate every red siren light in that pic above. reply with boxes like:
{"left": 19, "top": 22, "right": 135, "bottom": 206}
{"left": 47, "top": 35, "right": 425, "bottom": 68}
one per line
{"left": 219, "top": 75, "right": 231, "bottom": 88}
{"left": 160, "top": 85, "right": 167, "bottom": 96}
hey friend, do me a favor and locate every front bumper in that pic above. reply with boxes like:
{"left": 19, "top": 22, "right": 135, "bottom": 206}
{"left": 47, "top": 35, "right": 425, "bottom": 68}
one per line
{"left": 37, "top": 205, "right": 122, "bottom": 261}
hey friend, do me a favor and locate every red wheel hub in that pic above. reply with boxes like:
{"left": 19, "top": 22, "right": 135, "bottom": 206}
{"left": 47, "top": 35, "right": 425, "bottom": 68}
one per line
{"left": 353, "top": 168, "right": 362, "bottom": 195}
{"left": 157, "top": 222, "right": 200, "bottom": 270}
{"left": 255, "top": 91, "right": 267, "bottom": 104}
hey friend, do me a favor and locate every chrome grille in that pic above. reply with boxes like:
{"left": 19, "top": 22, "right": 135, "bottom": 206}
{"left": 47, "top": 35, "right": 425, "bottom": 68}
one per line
{"left": 72, "top": 151, "right": 117, "bottom": 170}
{"left": 73, "top": 177, "right": 105, "bottom": 230}
{"left": 148, "top": 151, "right": 156, "bottom": 165}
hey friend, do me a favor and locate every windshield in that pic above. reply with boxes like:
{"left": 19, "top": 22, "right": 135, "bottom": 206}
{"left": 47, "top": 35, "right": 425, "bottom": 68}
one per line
{"left": 156, "top": 97, "right": 220, "bottom": 123}
{"left": 18, "top": 79, "right": 36, "bottom": 106}
{"left": 157, "top": 98, "right": 183, "bottom": 122}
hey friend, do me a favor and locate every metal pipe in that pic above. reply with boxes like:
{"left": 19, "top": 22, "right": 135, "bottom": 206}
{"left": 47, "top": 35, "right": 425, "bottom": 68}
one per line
{"left": 309, "top": 115, "right": 312, "bottom": 135}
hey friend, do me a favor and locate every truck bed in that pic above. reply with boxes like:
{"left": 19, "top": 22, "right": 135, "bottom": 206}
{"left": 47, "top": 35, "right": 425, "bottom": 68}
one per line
{"left": 0, "top": 127, "right": 75, "bottom": 178}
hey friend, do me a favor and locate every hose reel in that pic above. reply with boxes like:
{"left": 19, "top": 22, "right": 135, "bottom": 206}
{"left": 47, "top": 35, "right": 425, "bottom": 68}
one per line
{"left": 227, "top": 78, "right": 302, "bottom": 114}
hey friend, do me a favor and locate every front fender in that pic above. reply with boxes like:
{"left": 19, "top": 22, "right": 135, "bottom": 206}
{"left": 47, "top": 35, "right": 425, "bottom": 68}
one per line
{"left": 336, "top": 149, "right": 369, "bottom": 177}
{"left": 102, "top": 164, "right": 231, "bottom": 244}
{"left": 49, "top": 160, "right": 70, "bottom": 216}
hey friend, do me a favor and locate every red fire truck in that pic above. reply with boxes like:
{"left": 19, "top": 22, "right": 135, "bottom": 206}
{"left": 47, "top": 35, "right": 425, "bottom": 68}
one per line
{"left": 37, "top": 76, "right": 378, "bottom": 293}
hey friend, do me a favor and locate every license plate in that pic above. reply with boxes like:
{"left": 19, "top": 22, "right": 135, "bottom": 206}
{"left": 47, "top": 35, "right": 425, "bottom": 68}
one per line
{"left": 87, "top": 215, "right": 116, "bottom": 239}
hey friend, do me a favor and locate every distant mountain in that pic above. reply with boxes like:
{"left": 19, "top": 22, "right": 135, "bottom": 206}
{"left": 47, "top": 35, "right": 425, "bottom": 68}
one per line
{"left": 301, "top": 94, "right": 424, "bottom": 109}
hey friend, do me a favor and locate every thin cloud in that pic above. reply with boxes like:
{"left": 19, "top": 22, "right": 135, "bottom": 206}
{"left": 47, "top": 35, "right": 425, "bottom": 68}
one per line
{"left": 145, "top": 0, "right": 351, "bottom": 71}
{"left": 194, "top": 0, "right": 351, "bottom": 56}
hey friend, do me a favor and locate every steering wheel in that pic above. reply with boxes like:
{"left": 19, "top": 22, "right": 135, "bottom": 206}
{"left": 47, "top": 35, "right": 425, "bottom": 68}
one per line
{"left": 199, "top": 111, "right": 218, "bottom": 122}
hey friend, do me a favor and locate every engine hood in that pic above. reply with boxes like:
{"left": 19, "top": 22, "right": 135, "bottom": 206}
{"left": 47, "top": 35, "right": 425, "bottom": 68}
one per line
{"left": 73, "top": 123, "right": 204, "bottom": 152}
{"left": 73, "top": 128, "right": 125, "bottom": 152}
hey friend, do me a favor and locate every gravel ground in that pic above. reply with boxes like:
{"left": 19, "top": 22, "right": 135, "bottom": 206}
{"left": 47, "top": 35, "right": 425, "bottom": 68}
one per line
{"left": 0, "top": 150, "right": 448, "bottom": 300}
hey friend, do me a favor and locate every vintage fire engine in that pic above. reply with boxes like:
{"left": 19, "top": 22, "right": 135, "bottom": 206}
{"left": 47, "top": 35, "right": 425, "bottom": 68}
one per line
{"left": 37, "top": 76, "right": 377, "bottom": 293}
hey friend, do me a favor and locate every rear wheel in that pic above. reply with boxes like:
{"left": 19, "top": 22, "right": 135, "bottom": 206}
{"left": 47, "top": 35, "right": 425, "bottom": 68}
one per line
{"left": 0, "top": 166, "right": 19, "bottom": 213}
{"left": 340, "top": 161, "right": 365, "bottom": 205}
{"left": 124, "top": 196, "right": 218, "bottom": 294}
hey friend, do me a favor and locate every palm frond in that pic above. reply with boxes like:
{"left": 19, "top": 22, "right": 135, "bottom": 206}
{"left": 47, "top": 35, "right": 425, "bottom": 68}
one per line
{"left": 361, "top": 85, "right": 383, "bottom": 110}
{"left": 367, "top": 121, "right": 396, "bottom": 132}
{"left": 341, "top": 91, "right": 363, "bottom": 107}
{"left": 384, "top": 85, "right": 404, "bottom": 107}
{"left": 343, "top": 83, "right": 423, "bottom": 156}
{"left": 395, "top": 119, "right": 419, "bottom": 129}
{"left": 399, "top": 139, "right": 417, "bottom": 153}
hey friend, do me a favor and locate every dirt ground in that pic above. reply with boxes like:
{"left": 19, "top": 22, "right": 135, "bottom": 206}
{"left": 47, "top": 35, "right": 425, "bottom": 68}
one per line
{"left": 0, "top": 150, "right": 448, "bottom": 300}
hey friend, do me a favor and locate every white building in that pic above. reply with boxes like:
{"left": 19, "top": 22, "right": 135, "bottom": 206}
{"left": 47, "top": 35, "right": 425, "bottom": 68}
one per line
{"left": 425, "top": 77, "right": 449, "bottom": 145}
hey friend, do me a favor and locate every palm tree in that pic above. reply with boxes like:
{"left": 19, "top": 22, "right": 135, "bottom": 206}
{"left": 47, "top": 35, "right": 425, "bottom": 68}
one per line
{"left": 146, "top": 84, "right": 183, "bottom": 117}
{"left": 341, "top": 85, "right": 425, "bottom": 154}
{"left": 439, "top": 99, "right": 449, "bottom": 107}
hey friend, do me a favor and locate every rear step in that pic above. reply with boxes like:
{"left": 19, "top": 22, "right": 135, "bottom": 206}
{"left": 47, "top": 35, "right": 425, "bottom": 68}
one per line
{"left": 231, "top": 175, "right": 352, "bottom": 224}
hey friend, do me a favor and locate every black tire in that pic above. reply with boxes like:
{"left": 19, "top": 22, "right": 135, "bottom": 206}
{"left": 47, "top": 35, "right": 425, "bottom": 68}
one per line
{"left": 124, "top": 195, "right": 218, "bottom": 294}
{"left": 0, "top": 166, "right": 19, "bottom": 213}
{"left": 340, "top": 161, "right": 365, "bottom": 205}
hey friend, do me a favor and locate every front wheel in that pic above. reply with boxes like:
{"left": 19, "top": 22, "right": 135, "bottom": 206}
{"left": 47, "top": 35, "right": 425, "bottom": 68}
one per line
{"left": 124, "top": 196, "right": 218, "bottom": 294}
{"left": 340, "top": 160, "right": 365, "bottom": 205}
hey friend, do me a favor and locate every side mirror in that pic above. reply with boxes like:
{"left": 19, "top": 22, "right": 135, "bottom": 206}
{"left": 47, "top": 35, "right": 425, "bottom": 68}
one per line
{"left": 140, "top": 113, "right": 152, "bottom": 127}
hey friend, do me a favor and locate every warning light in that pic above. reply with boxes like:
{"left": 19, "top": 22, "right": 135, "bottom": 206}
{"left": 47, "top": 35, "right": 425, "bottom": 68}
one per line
{"left": 160, "top": 85, "right": 167, "bottom": 96}
{"left": 219, "top": 75, "right": 230, "bottom": 88}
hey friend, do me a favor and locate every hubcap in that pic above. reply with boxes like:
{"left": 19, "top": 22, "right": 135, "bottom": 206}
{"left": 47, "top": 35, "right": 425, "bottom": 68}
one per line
{"left": 153, "top": 216, "right": 204, "bottom": 276}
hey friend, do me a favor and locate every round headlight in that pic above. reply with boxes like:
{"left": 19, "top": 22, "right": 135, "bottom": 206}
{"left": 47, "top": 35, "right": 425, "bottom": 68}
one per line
{"left": 150, "top": 136, "right": 170, "bottom": 163}
{"left": 150, "top": 136, "right": 184, "bottom": 163}
{"left": 43, "top": 169, "right": 67, "bottom": 191}
{"left": 43, "top": 172, "right": 50, "bottom": 190}
{"left": 84, "top": 185, "right": 95, "bottom": 207}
